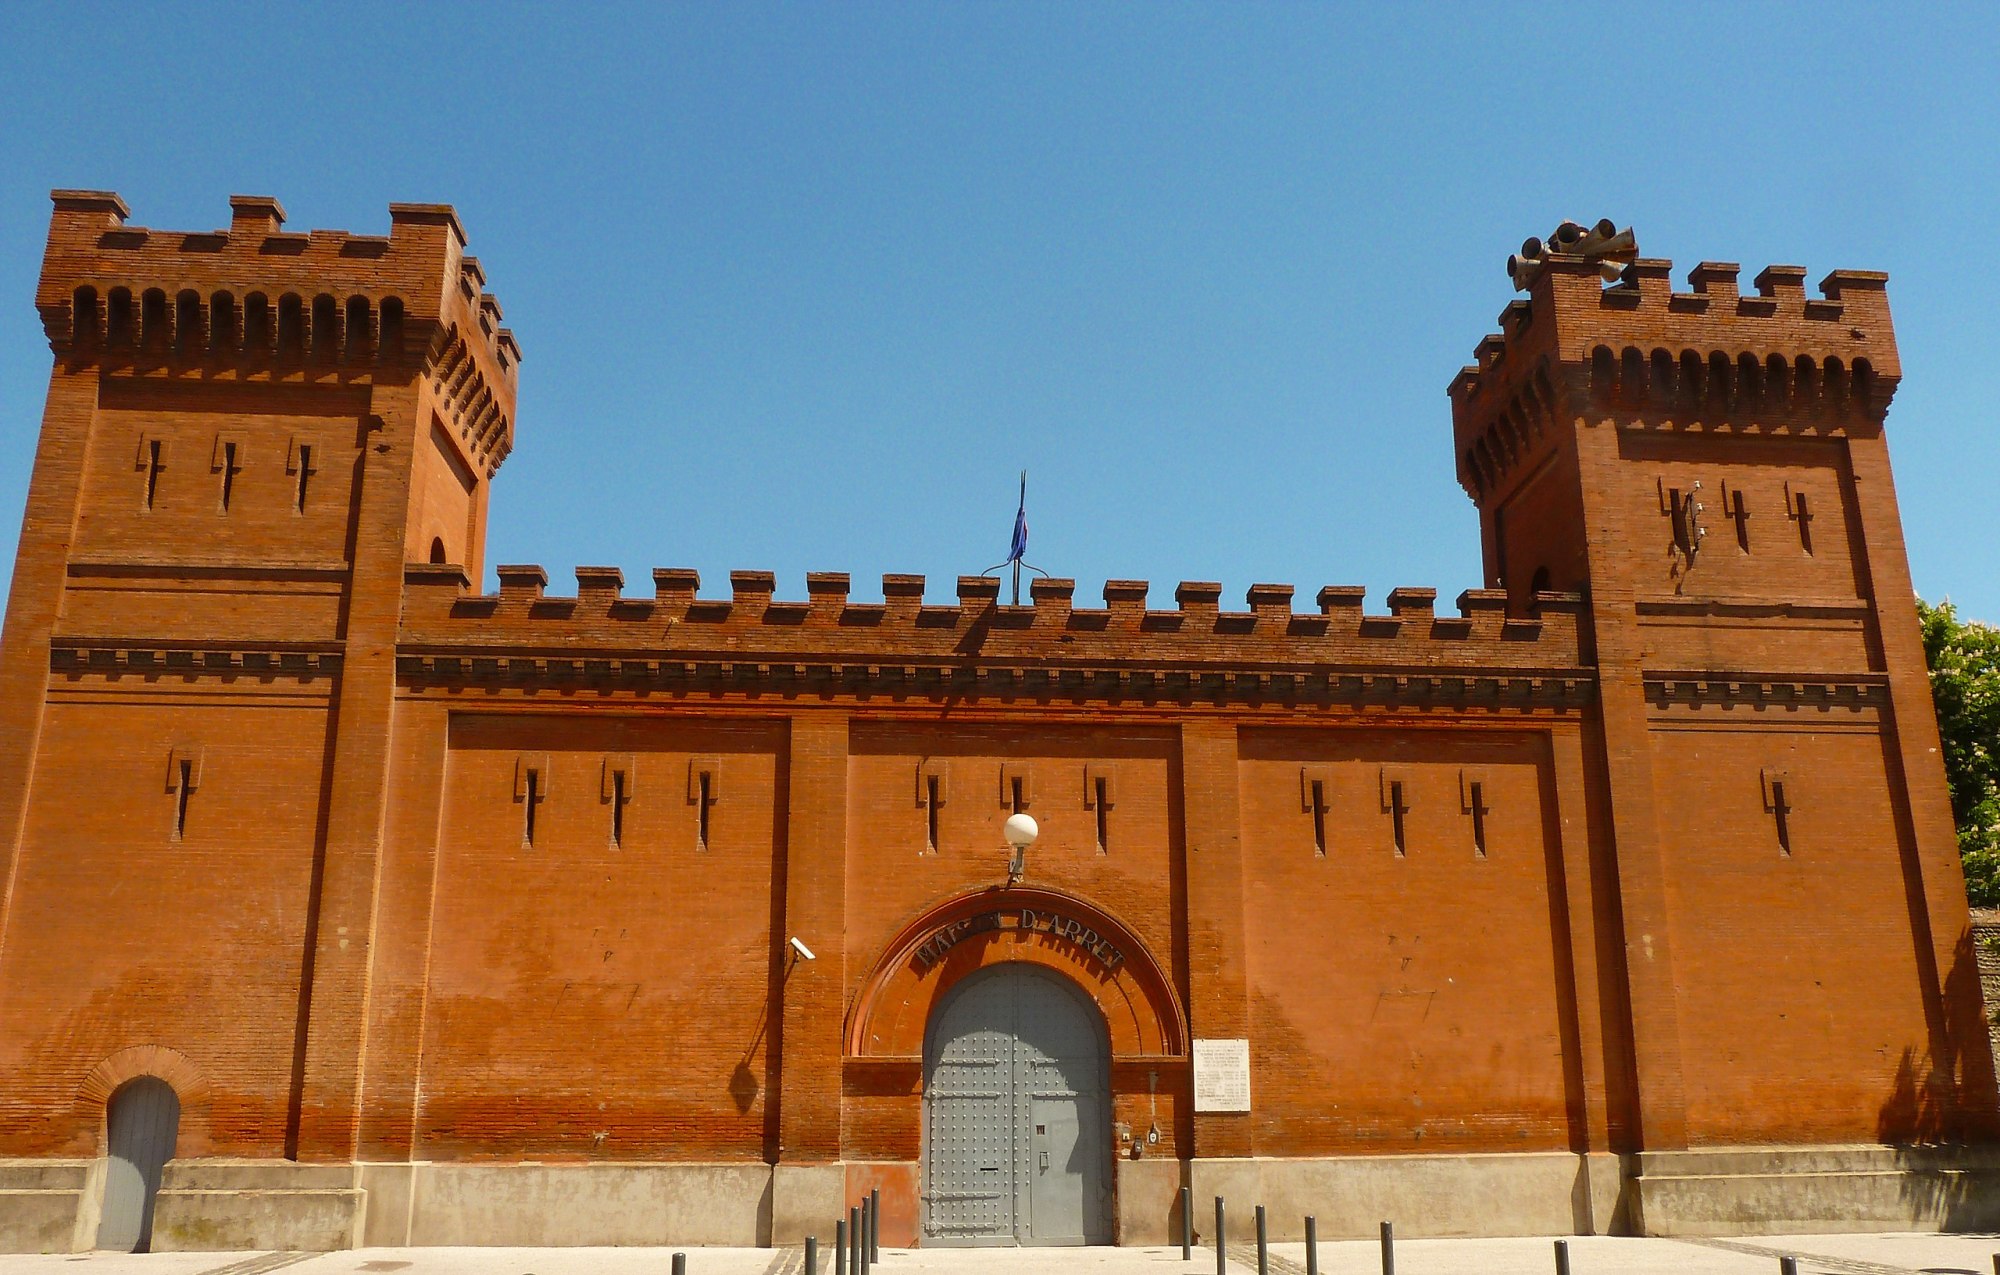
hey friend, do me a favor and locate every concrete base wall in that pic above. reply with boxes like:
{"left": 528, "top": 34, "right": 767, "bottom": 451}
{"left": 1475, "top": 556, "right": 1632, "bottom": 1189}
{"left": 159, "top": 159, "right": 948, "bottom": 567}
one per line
{"left": 8, "top": 1147, "right": 2000, "bottom": 1250}
{"left": 771, "top": 1164, "right": 846, "bottom": 1246}
{"left": 1189, "top": 1153, "right": 1593, "bottom": 1239}
{"left": 0, "top": 1160, "right": 101, "bottom": 1253}
{"left": 1114, "top": 1157, "right": 1185, "bottom": 1244}
{"left": 406, "top": 1163, "right": 772, "bottom": 1246}
{"left": 151, "top": 1160, "right": 362, "bottom": 1252}
{"left": 1633, "top": 1145, "right": 2000, "bottom": 1236}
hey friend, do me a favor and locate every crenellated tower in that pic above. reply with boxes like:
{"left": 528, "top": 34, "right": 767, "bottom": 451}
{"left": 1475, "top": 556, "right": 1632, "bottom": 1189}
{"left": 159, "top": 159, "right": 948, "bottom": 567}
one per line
{"left": 30, "top": 191, "right": 518, "bottom": 581}
{"left": 0, "top": 191, "right": 521, "bottom": 1164}
{"left": 1449, "top": 227, "right": 1995, "bottom": 1157}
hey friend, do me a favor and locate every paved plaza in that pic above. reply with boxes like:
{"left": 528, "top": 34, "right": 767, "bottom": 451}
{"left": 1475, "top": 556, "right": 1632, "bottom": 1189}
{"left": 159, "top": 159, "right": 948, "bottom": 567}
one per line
{"left": 7, "top": 1236, "right": 2000, "bottom": 1275}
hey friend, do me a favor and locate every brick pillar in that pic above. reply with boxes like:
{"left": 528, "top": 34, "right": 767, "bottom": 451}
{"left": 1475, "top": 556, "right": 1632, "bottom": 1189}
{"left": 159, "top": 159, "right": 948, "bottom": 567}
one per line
{"left": 1572, "top": 419, "right": 1689, "bottom": 1151}
{"left": 772, "top": 711, "right": 850, "bottom": 1241}
{"left": 1847, "top": 435, "right": 2000, "bottom": 1132}
{"left": 292, "top": 382, "right": 425, "bottom": 1161}
{"left": 354, "top": 697, "right": 453, "bottom": 1165}
{"left": 1179, "top": 720, "right": 1252, "bottom": 1159}
{"left": 0, "top": 367, "right": 96, "bottom": 967}
{"left": 1547, "top": 722, "right": 1618, "bottom": 1153}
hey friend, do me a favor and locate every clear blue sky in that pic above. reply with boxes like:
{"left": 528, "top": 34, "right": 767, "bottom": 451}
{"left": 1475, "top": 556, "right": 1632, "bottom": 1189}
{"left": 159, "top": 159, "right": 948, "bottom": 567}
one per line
{"left": 2, "top": 3, "right": 1995, "bottom": 620}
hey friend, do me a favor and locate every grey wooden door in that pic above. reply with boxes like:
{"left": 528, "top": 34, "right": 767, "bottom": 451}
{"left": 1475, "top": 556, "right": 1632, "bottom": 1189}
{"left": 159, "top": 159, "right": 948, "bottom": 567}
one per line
{"left": 97, "top": 1076, "right": 179, "bottom": 1252}
{"left": 924, "top": 965, "right": 1110, "bottom": 1245}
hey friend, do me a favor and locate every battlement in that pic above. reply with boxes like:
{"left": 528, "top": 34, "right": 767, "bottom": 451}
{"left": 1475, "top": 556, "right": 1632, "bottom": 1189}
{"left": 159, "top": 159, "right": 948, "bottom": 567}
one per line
{"left": 1448, "top": 238, "right": 1901, "bottom": 506}
{"left": 34, "top": 191, "right": 518, "bottom": 477}
{"left": 394, "top": 566, "right": 1591, "bottom": 709}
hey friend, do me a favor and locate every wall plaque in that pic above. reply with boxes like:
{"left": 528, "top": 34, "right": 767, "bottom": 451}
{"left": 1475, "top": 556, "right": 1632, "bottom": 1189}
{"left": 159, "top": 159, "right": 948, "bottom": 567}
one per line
{"left": 1192, "top": 1038, "right": 1251, "bottom": 1113}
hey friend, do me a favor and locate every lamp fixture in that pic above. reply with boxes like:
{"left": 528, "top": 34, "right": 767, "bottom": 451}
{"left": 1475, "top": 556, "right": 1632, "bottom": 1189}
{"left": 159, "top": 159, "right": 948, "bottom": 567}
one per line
{"left": 1003, "top": 812, "right": 1039, "bottom": 886}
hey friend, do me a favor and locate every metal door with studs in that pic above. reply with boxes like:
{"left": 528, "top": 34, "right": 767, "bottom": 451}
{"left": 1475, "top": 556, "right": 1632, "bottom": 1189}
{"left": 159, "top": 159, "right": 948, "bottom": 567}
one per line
{"left": 923, "top": 964, "right": 1111, "bottom": 1245}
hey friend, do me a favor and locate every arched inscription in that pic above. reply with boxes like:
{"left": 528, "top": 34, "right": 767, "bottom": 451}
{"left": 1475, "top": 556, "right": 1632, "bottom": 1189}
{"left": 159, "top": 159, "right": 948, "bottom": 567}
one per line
{"left": 911, "top": 907, "right": 1125, "bottom": 974}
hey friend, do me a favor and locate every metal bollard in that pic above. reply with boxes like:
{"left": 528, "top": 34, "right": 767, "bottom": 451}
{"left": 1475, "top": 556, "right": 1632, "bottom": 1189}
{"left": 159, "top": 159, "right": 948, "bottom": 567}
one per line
{"left": 835, "top": 1218, "right": 847, "bottom": 1275}
{"left": 1305, "top": 1216, "right": 1318, "bottom": 1275}
{"left": 672, "top": 1254, "right": 686, "bottom": 1275}
{"left": 1380, "top": 1220, "right": 1395, "bottom": 1275}
{"left": 1780, "top": 1259, "right": 1799, "bottom": 1275}
{"left": 806, "top": 1235, "right": 818, "bottom": 1275}
{"left": 1555, "top": 1238, "right": 1571, "bottom": 1275}
{"left": 851, "top": 1206, "right": 863, "bottom": 1275}
{"left": 1215, "top": 1196, "right": 1227, "bottom": 1275}
{"left": 1181, "top": 1186, "right": 1193, "bottom": 1261}
{"left": 1256, "top": 1204, "right": 1269, "bottom": 1275}
{"left": 861, "top": 1200, "right": 872, "bottom": 1275}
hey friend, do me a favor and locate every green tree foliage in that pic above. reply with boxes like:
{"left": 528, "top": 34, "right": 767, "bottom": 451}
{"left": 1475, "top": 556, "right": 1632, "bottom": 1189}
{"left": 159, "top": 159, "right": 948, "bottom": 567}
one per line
{"left": 1919, "top": 599, "right": 2000, "bottom": 907}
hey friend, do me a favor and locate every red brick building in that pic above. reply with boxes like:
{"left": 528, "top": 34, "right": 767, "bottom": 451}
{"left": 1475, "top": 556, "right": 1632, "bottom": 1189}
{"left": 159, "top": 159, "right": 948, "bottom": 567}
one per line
{"left": 0, "top": 192, "right": 1994, "bottom": 1253}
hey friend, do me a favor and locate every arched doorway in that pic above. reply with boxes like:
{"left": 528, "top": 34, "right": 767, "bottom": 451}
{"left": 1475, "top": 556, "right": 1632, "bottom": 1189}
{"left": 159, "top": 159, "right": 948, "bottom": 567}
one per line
{"left": 923, "top": 963, "right": 1111, "bottom": 1246}
{"left": 97, "top": 1076, "right": 179, "bottom": 1252}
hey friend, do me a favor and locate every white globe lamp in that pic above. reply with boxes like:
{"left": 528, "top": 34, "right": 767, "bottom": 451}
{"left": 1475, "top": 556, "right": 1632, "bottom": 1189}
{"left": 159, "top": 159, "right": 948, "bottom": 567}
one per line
{"left": 1003, "top": 812, "right": 1039, "bottom": 885}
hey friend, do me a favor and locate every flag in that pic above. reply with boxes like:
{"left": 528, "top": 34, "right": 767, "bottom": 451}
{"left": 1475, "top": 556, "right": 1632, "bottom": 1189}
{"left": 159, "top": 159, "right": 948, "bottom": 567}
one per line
{"left": 1008, "top": 472, "right": 1028, "bottom": 563}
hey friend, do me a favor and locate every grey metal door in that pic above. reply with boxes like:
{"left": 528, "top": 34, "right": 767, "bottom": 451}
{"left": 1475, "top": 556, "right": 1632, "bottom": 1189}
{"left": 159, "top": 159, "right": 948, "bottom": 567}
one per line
{"left": 97, "top": 1076, "right": 179, "bottom": 1252}
{"left": 924, "top": 965, "right": 1110, "bottom": 1245}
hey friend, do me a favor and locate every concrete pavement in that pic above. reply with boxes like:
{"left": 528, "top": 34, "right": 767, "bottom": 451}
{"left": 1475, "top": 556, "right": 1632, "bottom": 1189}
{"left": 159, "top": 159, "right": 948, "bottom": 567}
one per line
{"left": 8, "top": 1235, "right": 2000, "bottom": 1275}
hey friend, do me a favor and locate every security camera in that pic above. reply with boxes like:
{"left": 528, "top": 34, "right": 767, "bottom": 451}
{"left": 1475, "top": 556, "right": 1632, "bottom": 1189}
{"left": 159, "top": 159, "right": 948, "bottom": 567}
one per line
{"left": 789, "top": 937, "right": 816, "bottom": 961}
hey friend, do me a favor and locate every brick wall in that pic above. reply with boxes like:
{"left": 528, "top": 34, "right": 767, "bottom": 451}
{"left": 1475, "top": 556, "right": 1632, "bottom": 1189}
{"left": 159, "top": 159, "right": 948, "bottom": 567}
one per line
{"left": 0, "top": 195, "right": 1991, "bottom": 1190}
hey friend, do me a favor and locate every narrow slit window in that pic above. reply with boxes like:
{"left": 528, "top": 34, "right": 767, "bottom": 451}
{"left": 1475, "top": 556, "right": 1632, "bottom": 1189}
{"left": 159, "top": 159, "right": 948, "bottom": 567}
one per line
{"left": 172, "top": 759, "right": 193, "bottom": 841}
{"left": 697, "top": 771, "right": 713, "bottom": 852}
{"left": 1093, "top": 777, "right": 1110, "bottom": 854}
{"left": 1792, "top": 489, "right": 1815, "bottom": 554}
{"left": 219, "top": 441, "right": 240, "bottom": 511}
{"left": 924, "top": 774, "right": 940, "bottom": 854}
{"left": 1726, "top": 487, "right": 1750, "bottom": 552}
{"left": 1771, "top": 779, "right": 1792, "bottom": 857}
{"left": 1469, "top": 781, "right": 1489, "bottom": 859}
{"left": 294, "top": 444, "right": 313, "bottom": 512}
{"left": 610, "top": 769, "right": 626, "bottom": 848}
{"left": 1389, "top": 780, "right": 1408, "bottom": 858}
{"left": 144, "top": 440, "right": 163, "bottom": 510}
{"left": 523, "top": 768, "right": 541, "bottom": 847}
{"left": 1309, "top": 779, "right": 1328, "bottom": 857}
{"left": 1010, "top": 775, "right": 1026, "bottom": 815}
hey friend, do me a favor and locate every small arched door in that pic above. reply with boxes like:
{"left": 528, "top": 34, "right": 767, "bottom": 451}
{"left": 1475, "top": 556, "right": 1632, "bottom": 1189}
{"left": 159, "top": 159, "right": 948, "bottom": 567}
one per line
{"left": 97, "top": 1076, "right": 180, "bottom": 1252}
{"left": 924, "top": 964, "right": 1111, "bottom": 1245}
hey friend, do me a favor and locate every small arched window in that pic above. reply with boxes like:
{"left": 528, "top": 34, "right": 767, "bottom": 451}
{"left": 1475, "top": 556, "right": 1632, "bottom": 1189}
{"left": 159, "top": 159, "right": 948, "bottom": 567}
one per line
{"left": 174, "top": 291, "right": 203, "bottom": 356}
{"left": 72, "top": 285, "right": 102, "bottom": 346}
{"left": 1679, "top": 350, "right": 1705, "bottom": 409}
{"left": 1737, "top": 353, "right": 1763, "bottom": 405}
{"left": 1590, "top": 346, "right": 1615, "bottom": 397}
{"left": 379, "top": 297, "right": 405, "bottom": 358}
{"left": 345, "top": 296, "right": 373, "bottom": 361}
{"left": 243, "top": 293, "right": 272, "bottom": 353}
{"left": 140, "top": 289, "right": 169, "bottom": 352}
{"left": 430, "top": 538, "right": 447, "bottom": 565}
{"left": 1853, "top": 358, "right": 1876, "bottom": 412}
{"left": 311, "top": 295, "right": 340, "bottom": 363}
{"left": 107, "top": 288, "right": 135, "bottom": 347}
{"left": 277, "top": 294, "right": 304, "bottom": 358}
{"left": 210, "top": 292, "right": 238, "bottom": 351}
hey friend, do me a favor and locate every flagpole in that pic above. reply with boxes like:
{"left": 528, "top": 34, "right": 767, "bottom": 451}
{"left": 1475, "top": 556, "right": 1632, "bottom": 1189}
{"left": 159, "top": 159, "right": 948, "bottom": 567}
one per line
{"left": 1013, "top": 471, "right": 1026, "bottom": 605}
{"left": 985, "top": 470, "right": 1032, "bottom": 605}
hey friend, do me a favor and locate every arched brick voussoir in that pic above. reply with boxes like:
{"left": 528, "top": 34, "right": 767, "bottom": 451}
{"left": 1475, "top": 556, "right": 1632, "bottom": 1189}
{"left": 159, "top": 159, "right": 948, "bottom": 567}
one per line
{"left": 76, "top": 1044, "right": 213, "bottom": 1154}
{"left": 849, "top": 885, "right": 1186, "bottom": 1062}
